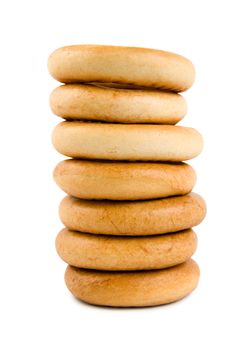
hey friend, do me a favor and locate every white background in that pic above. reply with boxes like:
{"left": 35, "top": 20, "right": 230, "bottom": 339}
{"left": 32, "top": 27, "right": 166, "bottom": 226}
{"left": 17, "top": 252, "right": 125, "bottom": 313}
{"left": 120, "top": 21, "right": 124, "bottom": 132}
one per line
{"left": 0, "top": 1, "right": 232, "bottom": 349}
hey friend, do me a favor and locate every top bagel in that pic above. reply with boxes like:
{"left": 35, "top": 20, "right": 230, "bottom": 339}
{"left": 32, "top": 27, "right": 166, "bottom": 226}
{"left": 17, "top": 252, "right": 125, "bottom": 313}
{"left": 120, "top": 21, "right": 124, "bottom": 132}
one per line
{"left": 48, "top": 45, "right": 195, "bottom": 92}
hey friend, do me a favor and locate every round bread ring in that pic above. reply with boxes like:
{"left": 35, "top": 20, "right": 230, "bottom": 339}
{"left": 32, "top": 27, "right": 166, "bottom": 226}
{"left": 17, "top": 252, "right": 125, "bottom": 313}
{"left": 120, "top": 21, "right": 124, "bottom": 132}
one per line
{"left": 54, "top": 159, "right": 196, "bottom": 200}
{"left": 65, "top": 259, "right": 200, "bottom": 307}
{"left": 48, "top": 45, "right": 195, "bottom": 92}
{"left": 50, "top": 84, "right": 187, "bottom": 124}
{"left": 59, "top": 193, "right": 206, "bottom": 236}
{"left": 56, "top": 228, "right": 197, "bottom": 271}
{"left": 52, "top": 122, "right": 203, "bottom": 161}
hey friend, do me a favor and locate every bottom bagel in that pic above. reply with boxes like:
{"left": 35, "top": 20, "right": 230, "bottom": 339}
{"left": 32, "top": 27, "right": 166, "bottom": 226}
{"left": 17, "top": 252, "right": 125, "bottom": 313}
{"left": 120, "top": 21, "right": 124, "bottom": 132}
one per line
{"left": 65, "top": 259, "right": 200, "bottom": 307}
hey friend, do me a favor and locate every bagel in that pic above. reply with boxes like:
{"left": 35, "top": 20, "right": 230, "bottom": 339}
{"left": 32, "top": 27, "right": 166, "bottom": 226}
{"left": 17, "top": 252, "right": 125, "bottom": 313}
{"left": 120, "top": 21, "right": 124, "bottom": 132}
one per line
{"left": 50, "top": 84, "right": 187, "bottom": 124}
{"left": 54, "top": 159, "right": 196, "bottom": 200}
{"left": 59, "top": 193, "right": 206, "bottom": 236}
{"left": 48, "top": 45, "right": 195, "bottom": 92}
{"left": 56, "top": 228, "right": 197, "bottom": 271}
{"left": 52, "top": 121, "right": 203, "bottom": 161}
{"left": 65, "top": 259, "right": 200, "bottom": 307}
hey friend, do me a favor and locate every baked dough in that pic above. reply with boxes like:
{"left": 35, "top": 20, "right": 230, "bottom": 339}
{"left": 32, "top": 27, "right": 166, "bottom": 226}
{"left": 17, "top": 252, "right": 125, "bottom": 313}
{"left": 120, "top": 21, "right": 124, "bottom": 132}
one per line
{"left": 65, "top": 259, "right": 200, "bottom": 307}
{"left": 48, "top": 45, "right": 195, "bottom": 92}
{"left": 56, "top": 228, "right": 197, "bottom": 270}
{"left": 52, "top": 121, "right": 203, "bottom": 161}
{"left": 50, "top": 84, "right": 187, "bottom": 124}
{"left": 59, "top": 193, "right": 206, "bottom": 236}
{"left": 54, "top": 159, "right": 196, "bottom": 200}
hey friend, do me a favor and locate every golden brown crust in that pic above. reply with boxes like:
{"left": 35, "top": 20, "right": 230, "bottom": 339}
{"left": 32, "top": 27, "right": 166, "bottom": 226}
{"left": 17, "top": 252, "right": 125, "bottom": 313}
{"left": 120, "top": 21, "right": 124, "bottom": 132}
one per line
{"left": 56, "top": 228, "right": 197, "bottom": 270}
{"left": 52, "top": 121, "right": 203, "bottom": 161}
{"left": 59, "top": 193, "right": 206, "bottom": 236}
{"left": 48, "top": 45, "right": 195, "bottom": 92}
{"left": 54, "top": 159, "right": 196, "bottom": 200}
{"left": 50, "top": 84, "right": 187, "bottom": 124}
{"left": 64, "top": 259, "right": 200, "bottom": 307}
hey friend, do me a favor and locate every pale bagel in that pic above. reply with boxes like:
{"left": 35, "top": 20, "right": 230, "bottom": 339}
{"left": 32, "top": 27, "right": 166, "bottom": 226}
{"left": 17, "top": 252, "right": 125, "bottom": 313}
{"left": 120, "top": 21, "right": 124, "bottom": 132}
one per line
{"left": 65, "top": 259, "right": 200, "bottom": 307}
{"left": 59, "top": 193, "right": 206, "bottom": 236}
{"left": 56, "top": 228, "right": 197, "bottom": 271}
{"left": 48, "top": 45, "right": 195, "bottom": 92}
{"left": 54, "top": 160, "right": 196, "bottom": 200}
{"left": 52, "top": 122, "right": 203, "bottom": 161}
{"left": 50, "top": 84, "right": 187, "bottom": 124}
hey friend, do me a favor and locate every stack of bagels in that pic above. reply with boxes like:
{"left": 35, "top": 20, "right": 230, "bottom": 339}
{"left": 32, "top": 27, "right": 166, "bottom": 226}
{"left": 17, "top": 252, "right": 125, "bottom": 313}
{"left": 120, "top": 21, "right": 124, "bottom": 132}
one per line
{"left": 48, "top": 45, "right": 206, "bottom": 307}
